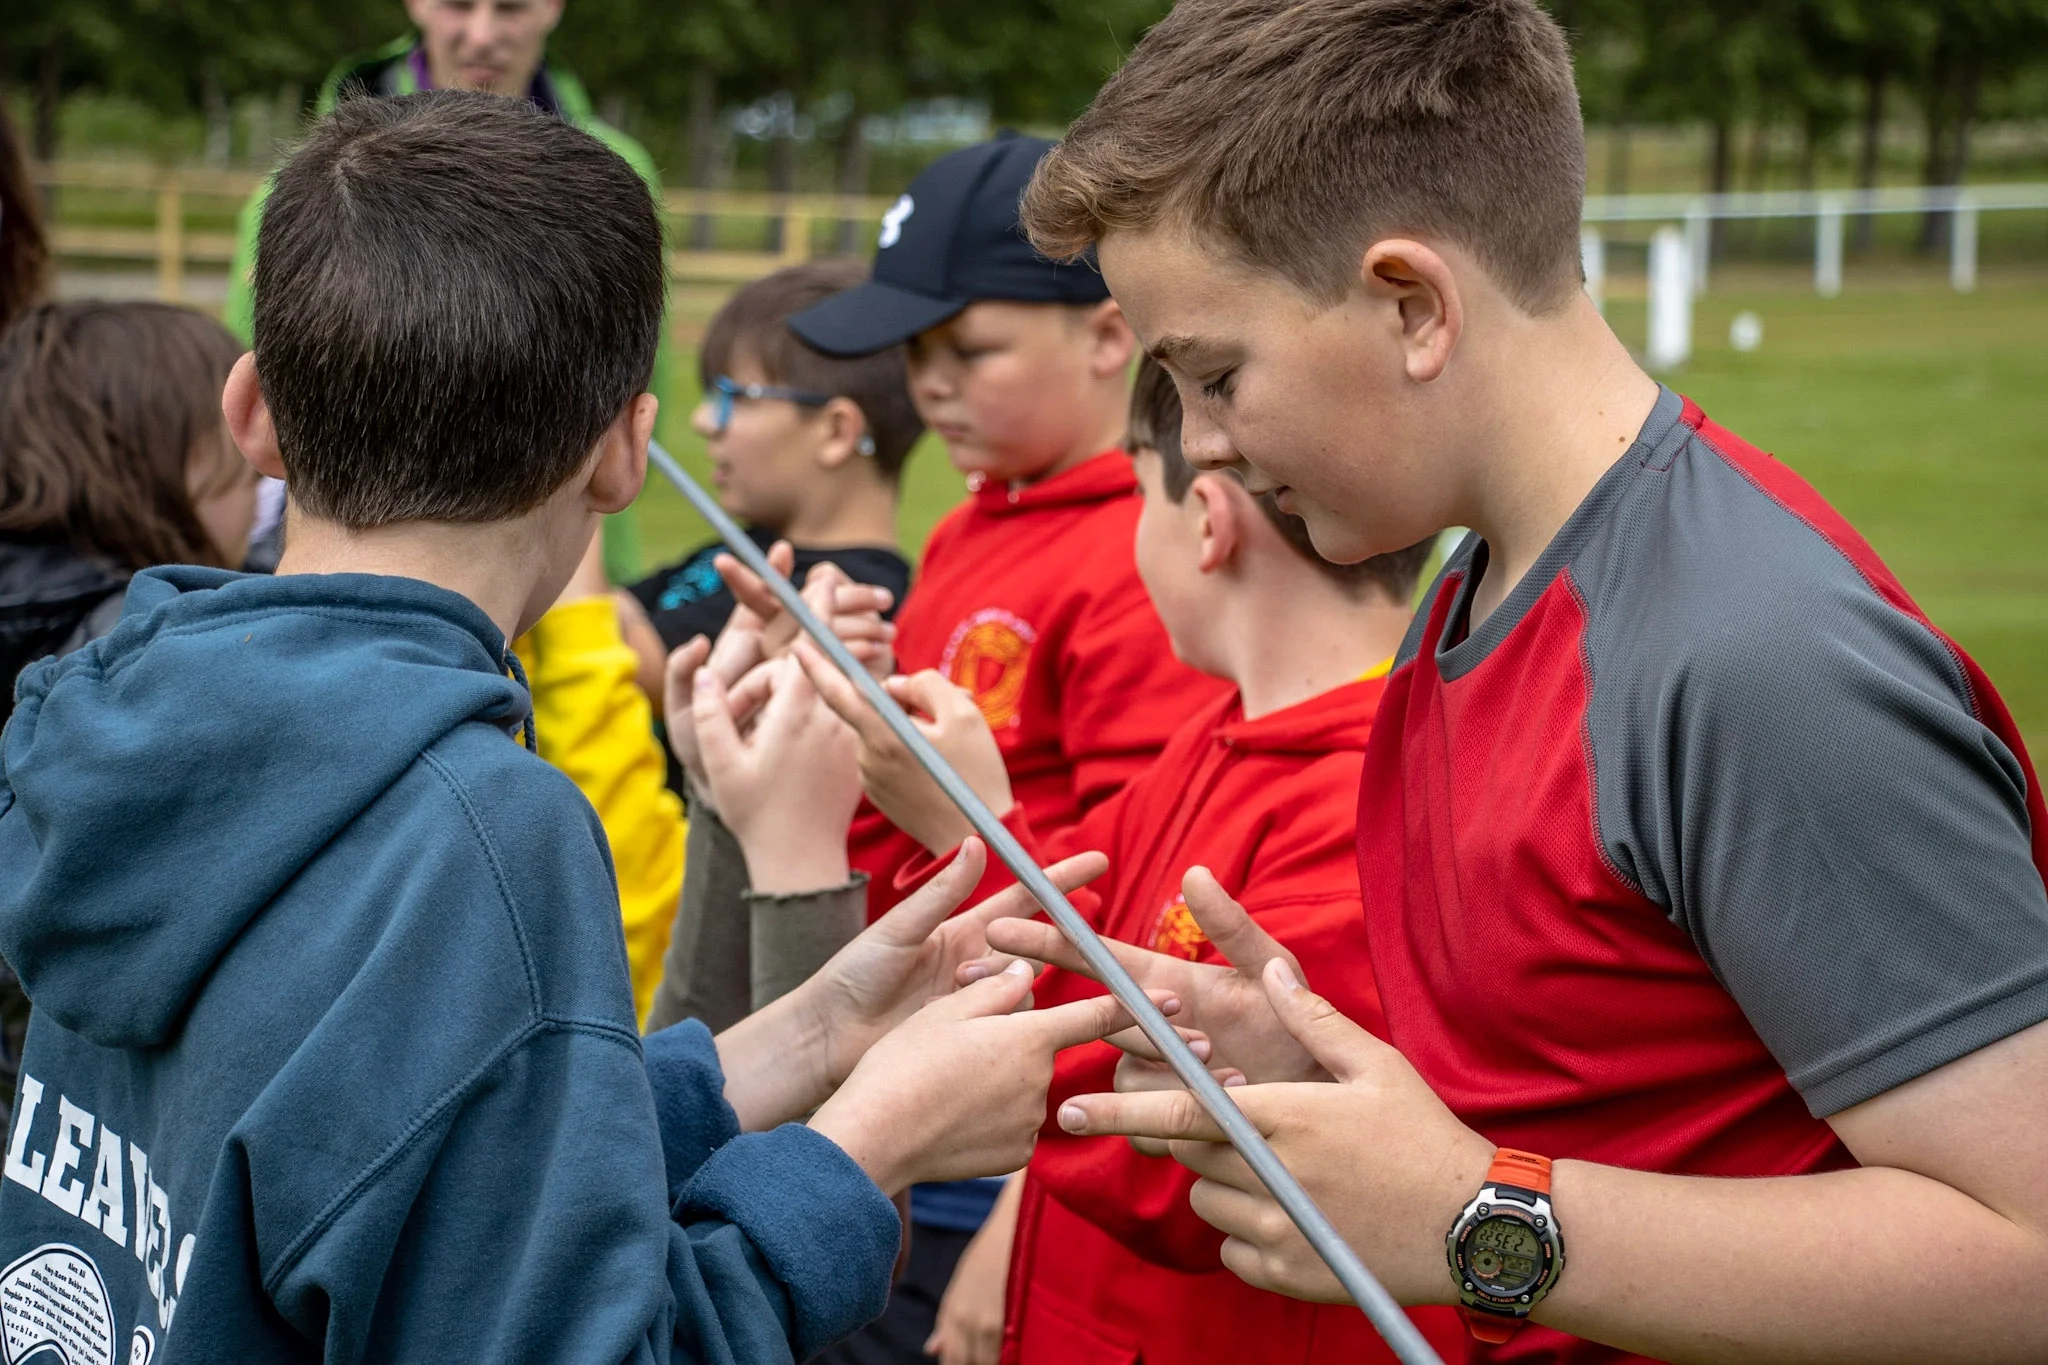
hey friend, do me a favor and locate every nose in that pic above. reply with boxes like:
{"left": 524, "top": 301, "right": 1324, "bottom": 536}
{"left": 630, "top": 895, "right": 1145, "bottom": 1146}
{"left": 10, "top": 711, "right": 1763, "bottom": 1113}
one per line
{"left": 463, "top": 3, "right": 500, "bottom": 50}
{"left": 691, "top": 400, "right": 721, "bottom": 439}
{"left": 1178, "top": 407, "right": 1236, "bottom": 471}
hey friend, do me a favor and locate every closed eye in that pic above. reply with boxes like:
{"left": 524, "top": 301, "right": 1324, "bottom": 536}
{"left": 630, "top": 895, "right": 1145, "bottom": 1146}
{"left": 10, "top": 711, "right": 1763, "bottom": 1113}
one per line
{"left": 1200, "top": 369, "right": 1237, "bottom": 403}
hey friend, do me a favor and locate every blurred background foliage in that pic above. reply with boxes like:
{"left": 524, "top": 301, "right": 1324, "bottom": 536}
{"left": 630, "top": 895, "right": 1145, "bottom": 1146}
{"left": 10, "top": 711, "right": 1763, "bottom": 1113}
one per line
{"left": 7, "top": 0, "right": 2048, "bottom": 197}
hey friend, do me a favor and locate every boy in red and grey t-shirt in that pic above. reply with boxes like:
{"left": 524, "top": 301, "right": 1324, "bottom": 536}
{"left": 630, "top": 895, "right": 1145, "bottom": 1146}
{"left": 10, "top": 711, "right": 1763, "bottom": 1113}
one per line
{"left": 994, "top": 2, "right": 2048, "bottom": 1362}
{"left": 785, "top": 135, "right": 1228, "bottom": 1361}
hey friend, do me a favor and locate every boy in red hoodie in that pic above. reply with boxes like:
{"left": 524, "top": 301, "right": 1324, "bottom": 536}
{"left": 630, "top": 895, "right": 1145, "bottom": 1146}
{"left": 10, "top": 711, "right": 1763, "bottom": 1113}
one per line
{"left": 757, "top": 135, "right": 1227, "bottom": 1363}
{"left": 796, "top": 358, "right": 1460, "bottom": 1365}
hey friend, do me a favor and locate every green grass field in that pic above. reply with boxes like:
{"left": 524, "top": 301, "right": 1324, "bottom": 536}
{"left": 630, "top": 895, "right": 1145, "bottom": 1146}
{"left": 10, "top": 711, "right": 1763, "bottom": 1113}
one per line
{"left": 630, "top": 271, "right": 2048, "bottom": 753}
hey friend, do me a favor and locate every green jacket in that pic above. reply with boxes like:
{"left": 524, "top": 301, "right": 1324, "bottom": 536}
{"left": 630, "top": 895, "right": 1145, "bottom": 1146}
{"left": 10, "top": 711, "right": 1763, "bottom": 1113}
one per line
{"left": 224, "top": 37, "right": 667, "bottom": 578}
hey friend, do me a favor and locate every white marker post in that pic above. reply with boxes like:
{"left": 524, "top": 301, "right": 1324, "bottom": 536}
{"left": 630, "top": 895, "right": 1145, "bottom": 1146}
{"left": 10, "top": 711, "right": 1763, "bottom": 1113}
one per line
{"left": 1951, "top": 194, "right": 1978, "bottom": 294}
{"left": 1815, "top": 198, "right": 1844, "bottom": 298}
{"left": 644, "top": 440, "right": 1446, "bottom": 1365}
{"left": 1648, "top": 225, "right": 1693, "bottom": 371}
{"left": 1683, "top": 199, "right": 1711, "bottom": 297}
{"left": 1580, "top": 226, "right": 1606, "bottom": 314}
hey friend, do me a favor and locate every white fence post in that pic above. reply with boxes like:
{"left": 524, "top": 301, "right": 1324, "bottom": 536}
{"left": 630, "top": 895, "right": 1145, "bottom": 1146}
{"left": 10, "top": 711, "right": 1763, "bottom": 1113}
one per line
{"left": 1815, "top": 197, "right": 1844, "bottom": 297}
{"left": 1951, "top": 195, "right": 1978, "bottom": 293}
{"left": 1580, "top": 225, "right": 1606, "bottom": 313}
{"left": 1684, "top": 199, "right": 1710, "bottom": 296}
{"left": 1648, "top": 225, "right": 1693, "bottom": 371}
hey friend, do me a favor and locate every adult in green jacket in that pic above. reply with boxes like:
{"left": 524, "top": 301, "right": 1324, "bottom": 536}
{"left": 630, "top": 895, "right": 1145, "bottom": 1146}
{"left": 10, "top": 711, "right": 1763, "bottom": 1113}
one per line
{"left": 225, "top": 0, "right": 665, "bottom": 580}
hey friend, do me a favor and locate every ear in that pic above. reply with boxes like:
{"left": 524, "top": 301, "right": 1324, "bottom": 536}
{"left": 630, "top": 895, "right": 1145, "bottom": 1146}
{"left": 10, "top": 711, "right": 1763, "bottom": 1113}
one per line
{"left": 586, "top": 393, "right": 656, "bottom": 515}
{"left": 1189, "top": 472, "right": 1247, "bottom": 576}
{"left": 1359, "top": 239, "right": 1461, "bottom": 384}
{"left": 221, "top": 352, "right": 287, "bottom": 481}
{"left": 812, "top": 397, "right": 870, "bottom": 472}
{"left": 401, "top": 0, "right": 433, "bottom": 31}
{"left": 1083, "top": 299, "right": 1138, "bottom": 380}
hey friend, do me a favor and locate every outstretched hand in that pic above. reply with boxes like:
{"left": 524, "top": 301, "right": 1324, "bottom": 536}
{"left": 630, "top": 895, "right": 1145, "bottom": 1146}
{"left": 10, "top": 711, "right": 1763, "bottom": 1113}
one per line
{"left": 810, "top": 958, "right": 1171, "bottom": 1195}
{"left": 975, "top": 866, "right": 1325, "bottom": 1084}
{"left": 1054, "top": 956, "right": 1489, "bottom": 1305}
{"left": 797, "top": 641, "right": 1014, "bottom": 855}
{"left": 717, "top": 839, "right": 1117, "bottom": 1134}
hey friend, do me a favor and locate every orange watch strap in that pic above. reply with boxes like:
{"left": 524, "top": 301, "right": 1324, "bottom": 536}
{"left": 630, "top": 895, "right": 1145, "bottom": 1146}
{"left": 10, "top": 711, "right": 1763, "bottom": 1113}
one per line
{"left": 1461, "top": 1308, "right": 1520, "bottom": 1344}
{"left": 1487, "top": 1147, "right": 1552, "bottom": 1195}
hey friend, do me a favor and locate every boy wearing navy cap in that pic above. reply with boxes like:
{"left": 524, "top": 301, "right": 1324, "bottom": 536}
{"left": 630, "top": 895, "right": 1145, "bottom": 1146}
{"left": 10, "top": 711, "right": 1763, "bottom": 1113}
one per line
{"left": 713, "top": 135, "right": 1230, "bottom": 1363}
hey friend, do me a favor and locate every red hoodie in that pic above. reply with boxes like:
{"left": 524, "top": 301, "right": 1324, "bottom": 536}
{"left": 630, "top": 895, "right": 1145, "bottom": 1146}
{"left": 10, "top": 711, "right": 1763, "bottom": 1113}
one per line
{"left": 904, "top": 676, "right": 1462, "bottom": 1365}
{"left": 850, "top": 451, "right": 1230, "bottom": 918}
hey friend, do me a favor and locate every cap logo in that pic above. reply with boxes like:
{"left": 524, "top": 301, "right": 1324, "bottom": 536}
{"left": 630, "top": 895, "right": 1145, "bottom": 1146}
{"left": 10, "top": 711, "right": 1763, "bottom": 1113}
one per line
{"left": 878, "top": 194, "right": 915, "bottom": 249}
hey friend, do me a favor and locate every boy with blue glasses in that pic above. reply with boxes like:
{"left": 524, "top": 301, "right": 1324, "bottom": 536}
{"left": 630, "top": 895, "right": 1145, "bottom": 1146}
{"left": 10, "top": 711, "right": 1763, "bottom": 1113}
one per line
{"left": 625, "top": 261, "right": 919, "bottom": 681}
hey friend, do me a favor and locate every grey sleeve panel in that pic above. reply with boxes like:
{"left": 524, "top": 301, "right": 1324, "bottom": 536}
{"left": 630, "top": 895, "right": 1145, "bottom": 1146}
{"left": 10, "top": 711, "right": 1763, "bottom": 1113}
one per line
{"left": 1576, "top": 423, "right": 2048, "bottom": 1116}
{"left": 747, "top": 874, "right": 870, "bottom": 1011}
{"left": 645, "top": 785, "right": 753, "bottom": 1035}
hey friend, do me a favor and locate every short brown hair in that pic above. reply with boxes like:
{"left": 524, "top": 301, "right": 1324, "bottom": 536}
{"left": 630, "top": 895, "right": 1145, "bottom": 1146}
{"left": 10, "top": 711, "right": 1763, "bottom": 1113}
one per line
{"left": 254, "top": 91, "right": 666, "bottom": 528}
{"left": 1127, "top": 356, "right": 1431, "bottom": 600}
{"left": 0, "top": 302, "right": 245, "bottom": 570}
{"left": 700, "top": 261, "right": 925, "bottom": 480}
{"left": 1024, "top": 0, "right": 1585, "bottom": 314}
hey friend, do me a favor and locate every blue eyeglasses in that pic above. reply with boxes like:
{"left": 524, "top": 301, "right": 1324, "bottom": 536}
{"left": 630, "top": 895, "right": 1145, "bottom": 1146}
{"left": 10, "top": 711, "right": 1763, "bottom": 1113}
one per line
{"left": 706, "top": 375, "right": 835, "bottom": 435}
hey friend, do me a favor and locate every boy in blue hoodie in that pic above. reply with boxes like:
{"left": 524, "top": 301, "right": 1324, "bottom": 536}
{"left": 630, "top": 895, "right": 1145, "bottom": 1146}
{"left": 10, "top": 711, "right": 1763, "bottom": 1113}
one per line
{"left": 0, "top": 91, "right": 1135, "bottom": 1365}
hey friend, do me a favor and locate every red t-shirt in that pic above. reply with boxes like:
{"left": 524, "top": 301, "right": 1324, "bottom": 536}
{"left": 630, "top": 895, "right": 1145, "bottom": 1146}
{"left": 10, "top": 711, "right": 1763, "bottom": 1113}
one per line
{"left": 1359, "top": 389, "right": 2048, "bottom": 1363}
{"left": 969, "top": 679, "right": 1461, "bottom": 1365}
{"left": 850, "top": 451, "right": 1230, "bottom": 917}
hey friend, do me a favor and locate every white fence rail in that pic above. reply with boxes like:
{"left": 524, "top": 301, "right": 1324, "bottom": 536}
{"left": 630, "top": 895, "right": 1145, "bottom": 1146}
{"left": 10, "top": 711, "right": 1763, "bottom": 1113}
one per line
{"left": 1576, "top": 182, "right": 2048, "bottom": 369}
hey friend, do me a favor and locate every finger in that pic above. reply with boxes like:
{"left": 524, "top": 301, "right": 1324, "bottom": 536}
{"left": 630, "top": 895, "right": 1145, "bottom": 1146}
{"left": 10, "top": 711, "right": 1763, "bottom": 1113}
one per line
{"left": 984, "top": 913, "right": 1178, "bottom": 991}
{"left": 1054, "top": 1086, "right": 1230, "bottom": 1144}
{"left": 1182, "top": 866, "right": 1299, "bottom": 981}
{"left": 925, "top": 956, "right": 1039, "bottom": 1022}
{"left": 1172, "top": 1132, "right": 1262, "bottom": 1189}
{"left": 868, "top": 839, "right": 992, "bottom": 948}
{"left": 799, "top": 559, "right": 847, "bottom": 620}
{"left": 886, "top": 668, "right": 969, "bottom": 720}
{"left": 1187, "top": 1175, "right": 1284, "bottom": 1242}
{"left": 1022, "top": 988, "right": 1179, "bottom": 1052}
{"left": 834, "top": 581, "right": 894, "bottom": 616}
{"left": 722, "top": 661, "right": 779, "bottom": 730}
{"left": 690, "top": 667, "right": 747, "bottom": 775}
{"left": 956, "top": 850, "right": 1110, "bottom": 936}
{"left": 713, "top": 553, "right": 778, "bottom": 623}
{"left": 663, "top": 636, "right": 711, "bottom": 729}
{"left": 793, "top": 639, "right": 897, "bottom": 748}
{"left": 1260, "top": 957, "right": 1387, "bottom": 1085}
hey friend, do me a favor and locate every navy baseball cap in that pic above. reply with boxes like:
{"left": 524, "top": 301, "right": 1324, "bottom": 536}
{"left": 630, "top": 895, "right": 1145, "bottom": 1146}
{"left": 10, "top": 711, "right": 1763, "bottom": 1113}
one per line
{"left": 789, "top": 134, "right": 1111, "bottom": 358}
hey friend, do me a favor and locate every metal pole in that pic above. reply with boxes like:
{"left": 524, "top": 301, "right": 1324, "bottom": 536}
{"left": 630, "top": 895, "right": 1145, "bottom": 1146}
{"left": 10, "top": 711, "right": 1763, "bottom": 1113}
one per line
{"left": 645, "top": 440, "right": 1444, "bottom": 1365}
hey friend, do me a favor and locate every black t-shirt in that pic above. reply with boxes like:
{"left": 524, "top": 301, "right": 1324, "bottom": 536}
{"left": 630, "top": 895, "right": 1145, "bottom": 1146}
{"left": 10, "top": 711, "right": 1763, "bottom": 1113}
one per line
{"left": 629, "top": 528, "right": 912, "bottom": 652}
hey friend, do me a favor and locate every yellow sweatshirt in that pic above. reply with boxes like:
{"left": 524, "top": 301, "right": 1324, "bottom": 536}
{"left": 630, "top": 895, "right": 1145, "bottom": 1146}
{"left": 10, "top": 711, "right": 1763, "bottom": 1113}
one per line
{"left": 514, "top": 595, "right": 684, "bottom": 1026}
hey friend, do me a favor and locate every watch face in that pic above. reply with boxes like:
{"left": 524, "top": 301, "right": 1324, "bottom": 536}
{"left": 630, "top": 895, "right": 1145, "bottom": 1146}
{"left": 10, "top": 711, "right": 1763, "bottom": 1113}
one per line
{"left": 1466, "top": 1215, "right": 1543, "bottom": 1295}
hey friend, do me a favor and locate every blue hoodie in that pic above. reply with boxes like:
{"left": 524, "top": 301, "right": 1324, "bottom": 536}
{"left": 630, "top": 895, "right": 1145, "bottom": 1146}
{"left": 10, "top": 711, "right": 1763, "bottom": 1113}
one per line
{"left": 0, "top": 567, "right": 897, "bottom": 1365}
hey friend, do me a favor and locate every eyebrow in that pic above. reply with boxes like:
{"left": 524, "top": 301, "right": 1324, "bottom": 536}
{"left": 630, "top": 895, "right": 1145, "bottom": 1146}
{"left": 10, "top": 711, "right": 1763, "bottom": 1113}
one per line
{"left": 1147, "top": 333, "right": 1228, "bottom": 372}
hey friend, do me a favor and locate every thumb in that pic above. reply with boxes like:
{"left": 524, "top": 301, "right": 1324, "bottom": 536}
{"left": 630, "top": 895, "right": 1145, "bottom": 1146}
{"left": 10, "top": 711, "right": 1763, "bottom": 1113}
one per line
{"left": 1261, "top": 957, "right": 1382, "bottom": 1084}
{"left": 690, "top": 667, "right": 747, "bottom": 776}
{"left": 869, "top": 838, "right": 990, "bottom": 948}
{"left": 885, "top": 668, "right": 962, "bottom": 719}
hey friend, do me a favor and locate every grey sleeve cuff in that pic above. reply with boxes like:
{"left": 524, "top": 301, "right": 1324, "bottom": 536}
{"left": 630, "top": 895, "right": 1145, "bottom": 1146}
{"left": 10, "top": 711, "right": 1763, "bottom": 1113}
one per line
{"left": 747, "top": 873, "right": 870, "bottom": 1010}
{"left": 645, "top": 784, "right": 752, "bottom": 1035}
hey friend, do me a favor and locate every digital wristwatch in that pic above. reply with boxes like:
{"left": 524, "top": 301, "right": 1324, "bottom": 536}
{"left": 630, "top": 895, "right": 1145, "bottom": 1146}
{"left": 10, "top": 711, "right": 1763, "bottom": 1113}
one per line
{"left": 1446, "top": 1148, "right": 1565, "bottom": 1343}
